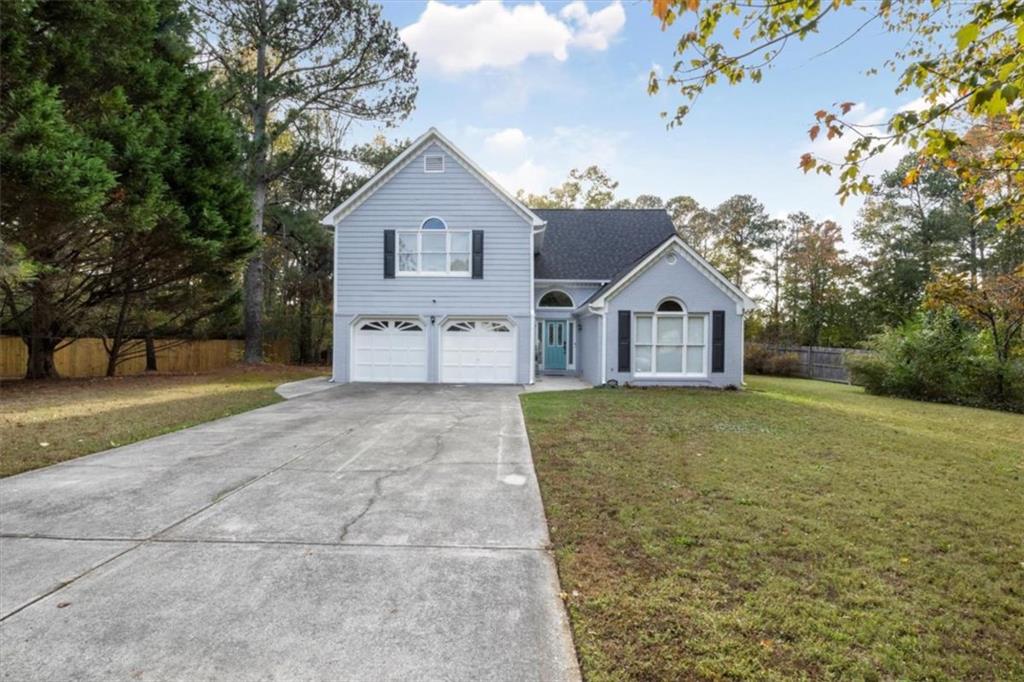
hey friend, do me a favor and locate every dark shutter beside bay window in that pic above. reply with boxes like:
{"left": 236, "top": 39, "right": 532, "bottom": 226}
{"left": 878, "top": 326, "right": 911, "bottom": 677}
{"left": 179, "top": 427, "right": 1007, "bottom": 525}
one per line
{"left": 618, "top": 310, "right": 631, "bottom": 372}
{"left": 383, "top": 229, "right": 395, "bottom": 279}
{"left": 711, "top": 310, "right": 725, "bottom": 373}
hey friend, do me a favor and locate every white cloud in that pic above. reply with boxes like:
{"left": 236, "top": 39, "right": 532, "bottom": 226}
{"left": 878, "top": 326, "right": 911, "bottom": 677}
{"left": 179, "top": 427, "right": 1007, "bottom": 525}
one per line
{"left": 490, "top": 159, "right": 552, "bottom": 196}
{"left": 561, "top": 1, "right": 626, "bottom": 50}
{"left": 484, "top": 128, "right": 530, "bottom": 157}
{"left": 401, "top": 1, "right": 625, "bottom": 75}
{"left": 475, "top": 124, "right": 629, "bottom": 196}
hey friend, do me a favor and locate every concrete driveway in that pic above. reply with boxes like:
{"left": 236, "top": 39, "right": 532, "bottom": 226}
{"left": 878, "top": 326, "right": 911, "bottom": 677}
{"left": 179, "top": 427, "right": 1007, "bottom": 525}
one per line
{"left": 0, "top": 384, "right": 580, "bottom": 681}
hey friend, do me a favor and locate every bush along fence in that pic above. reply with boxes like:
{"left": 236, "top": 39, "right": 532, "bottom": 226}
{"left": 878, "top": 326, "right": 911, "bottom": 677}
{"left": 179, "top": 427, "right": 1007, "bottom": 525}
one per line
{"left": 0, "top": 337, "right": 292, "bottom": 379}
{"left": 745, "top": 343, "right": 870, "bottom": 383}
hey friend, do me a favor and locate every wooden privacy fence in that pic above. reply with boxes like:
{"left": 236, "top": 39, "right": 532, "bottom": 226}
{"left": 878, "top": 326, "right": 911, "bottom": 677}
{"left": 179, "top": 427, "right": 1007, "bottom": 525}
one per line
{"left": 0, "top": 337, "right": 292, "bottom": 379}
{"left": 750, "top": 343, "right": 869, "bottom": 383}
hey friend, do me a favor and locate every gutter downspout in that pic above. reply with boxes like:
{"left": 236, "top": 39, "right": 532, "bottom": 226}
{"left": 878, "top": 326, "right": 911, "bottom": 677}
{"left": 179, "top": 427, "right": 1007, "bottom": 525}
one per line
{"left": 529, "top": 222, "right": 546, "bottom": 385}
{"left": 326, "top": 221, "right": 338, "bottom": 382}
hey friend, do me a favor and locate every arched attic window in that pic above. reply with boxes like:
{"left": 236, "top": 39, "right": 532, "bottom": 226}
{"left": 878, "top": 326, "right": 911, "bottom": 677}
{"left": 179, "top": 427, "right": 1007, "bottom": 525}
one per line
{"left": 421, "top": 217, "right": 446, "bottom": 230}
{"left": 539, "top": 290, "right": 574, "bottom": 308}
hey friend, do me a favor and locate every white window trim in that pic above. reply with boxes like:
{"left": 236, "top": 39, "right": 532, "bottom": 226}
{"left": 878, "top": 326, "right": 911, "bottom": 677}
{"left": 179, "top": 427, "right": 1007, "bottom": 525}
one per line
{"left": 424, "top": 153, "right": 445, "bottom": 173}
{"left": 569, "top": 319, "right": 576, "bottom": 370}
{"left": 396, "top": 224, "right": 472, "bottom": 278}
{"left": 632, "top": 307, "right": 709, "bottom": 378}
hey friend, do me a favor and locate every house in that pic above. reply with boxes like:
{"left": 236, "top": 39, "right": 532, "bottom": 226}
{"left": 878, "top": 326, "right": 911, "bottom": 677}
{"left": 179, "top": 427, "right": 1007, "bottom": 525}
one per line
{"left": 322, "top": 128, "right": 754, "bottom": 387}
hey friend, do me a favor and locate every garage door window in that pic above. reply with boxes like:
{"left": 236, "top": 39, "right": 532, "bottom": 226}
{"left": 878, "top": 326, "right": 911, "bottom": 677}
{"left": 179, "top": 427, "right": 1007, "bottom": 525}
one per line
{"left": 359, "top": 320, "right": 422, "bottom": 333}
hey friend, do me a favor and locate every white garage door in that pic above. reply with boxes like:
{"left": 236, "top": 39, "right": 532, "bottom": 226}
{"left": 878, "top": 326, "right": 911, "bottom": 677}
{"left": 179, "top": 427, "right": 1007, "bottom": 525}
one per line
{"left": 352, "top": 319, "right": 427, "bottom": 382}
{"left": 441, "top": 320, "right": 517, "bottom": 384}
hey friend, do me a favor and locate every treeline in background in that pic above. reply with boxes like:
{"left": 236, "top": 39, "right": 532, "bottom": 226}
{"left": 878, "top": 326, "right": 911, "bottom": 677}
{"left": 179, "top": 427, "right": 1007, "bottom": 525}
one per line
{"left": 517, "top": 151, "right": 1023, "bottom": 411}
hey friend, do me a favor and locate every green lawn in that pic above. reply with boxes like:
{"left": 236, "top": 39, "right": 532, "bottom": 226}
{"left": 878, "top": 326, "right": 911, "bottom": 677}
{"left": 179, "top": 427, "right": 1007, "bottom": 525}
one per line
{"left": 521, "top": 377, "right": 1024, "bottom": 681}
{"left": 0, "top": 364, "right": 326, "bottom": 477}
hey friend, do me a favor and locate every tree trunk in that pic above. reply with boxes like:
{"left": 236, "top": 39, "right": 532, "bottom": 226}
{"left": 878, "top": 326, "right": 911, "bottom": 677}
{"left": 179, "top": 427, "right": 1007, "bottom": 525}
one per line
{"left": 145, "top": 333, "right": 158, "bottom": 372}
{"left": 105, "top": 291, "right": 132, "bottom": 377}
{"left": 105, "top": 338, "right": 123, "bottom": 378}
{"left": 243, "top": 239, "right": 264, "bottom": 363}
{"left": 298, "top": 296, "right": 312, "bottom": 364}
{"left": 24, "top": 280, "right": 60, "bottom": 379}
{"left": 243, "top": 34, "right": 270, "bottom": 365}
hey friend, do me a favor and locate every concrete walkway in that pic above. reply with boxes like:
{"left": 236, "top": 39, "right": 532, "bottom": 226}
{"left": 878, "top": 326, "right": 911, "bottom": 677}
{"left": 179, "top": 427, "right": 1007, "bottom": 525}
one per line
{"left": 273, "top": 374, "right": 334, "bottom": 400}
{"left": 0, "top": 384, "right": 580, "bottom": 681}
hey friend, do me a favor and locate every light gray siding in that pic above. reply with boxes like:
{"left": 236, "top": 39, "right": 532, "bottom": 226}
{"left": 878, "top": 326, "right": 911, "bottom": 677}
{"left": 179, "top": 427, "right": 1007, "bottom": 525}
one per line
{"left": 332, "top": 141, "right": 533, "bottom": 383}
{"left": 576, "top": 311, "right": 602, "bottom": 385}
{"left": 602, "top": 251, "right": 744, "bottom": 388}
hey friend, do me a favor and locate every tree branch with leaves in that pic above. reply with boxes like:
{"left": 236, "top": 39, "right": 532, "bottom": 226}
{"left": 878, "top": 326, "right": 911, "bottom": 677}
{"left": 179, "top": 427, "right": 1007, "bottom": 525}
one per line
{"left": 649, "top": 0, "right": 1024, "bottom": 226}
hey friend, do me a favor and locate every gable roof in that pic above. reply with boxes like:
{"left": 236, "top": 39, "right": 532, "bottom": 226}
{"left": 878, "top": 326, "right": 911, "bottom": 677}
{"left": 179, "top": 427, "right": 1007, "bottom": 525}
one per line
{"left": 583, "top": 233, "right": 756, "bottom": 312}
{"left": 533, "top": 209, "right": 676, "bottom": 280}
{"left": 321, "top": 127, "right": 544, "bottom": 228}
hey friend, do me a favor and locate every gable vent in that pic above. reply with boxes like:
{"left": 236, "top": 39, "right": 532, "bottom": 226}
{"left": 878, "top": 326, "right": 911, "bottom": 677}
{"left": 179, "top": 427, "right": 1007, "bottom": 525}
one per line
{"left": 424, "top": 154, "right": 444, "bottom": 173}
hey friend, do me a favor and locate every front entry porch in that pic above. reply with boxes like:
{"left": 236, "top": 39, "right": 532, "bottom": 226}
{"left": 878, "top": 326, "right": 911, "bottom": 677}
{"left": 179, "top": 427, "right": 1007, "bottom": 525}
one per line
{"left": 537, "top": 318, "right": 576, "bottom": 375}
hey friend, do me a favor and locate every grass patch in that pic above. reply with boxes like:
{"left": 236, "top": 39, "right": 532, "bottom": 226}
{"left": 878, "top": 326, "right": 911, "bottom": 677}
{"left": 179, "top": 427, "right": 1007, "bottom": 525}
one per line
{"left": 521, "top": 376, "right": 1024, "bottom": 681}
{"left": 1, "top": 364, "right": 326, "bottom": 477}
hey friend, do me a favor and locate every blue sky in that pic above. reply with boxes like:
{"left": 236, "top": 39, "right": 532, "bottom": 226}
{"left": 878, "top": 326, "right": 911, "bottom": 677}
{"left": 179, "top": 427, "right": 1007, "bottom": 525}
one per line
{"left": 361, "top": 1, "right": 921, "bottom": 247}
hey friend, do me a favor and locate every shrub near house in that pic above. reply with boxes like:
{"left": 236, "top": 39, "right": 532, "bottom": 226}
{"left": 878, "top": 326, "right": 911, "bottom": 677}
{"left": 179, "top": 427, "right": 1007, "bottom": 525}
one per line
{"left": 847, "top": 309, "right": 1024, "bottom": 412}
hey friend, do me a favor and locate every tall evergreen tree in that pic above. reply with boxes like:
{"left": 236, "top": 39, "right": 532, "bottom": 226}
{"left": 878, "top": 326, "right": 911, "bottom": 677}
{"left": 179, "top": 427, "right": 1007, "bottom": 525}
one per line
{"left": 713, "top": 194, "right": 771, "bottom": 288}
{"left": 189, "top": 0, "right": 418, "bottom": 363}
{"left": 855, "top": 154, "right": 971, "bottom": 330}
{"left": 1, "top": 0, "right": 252, "bottom": 378}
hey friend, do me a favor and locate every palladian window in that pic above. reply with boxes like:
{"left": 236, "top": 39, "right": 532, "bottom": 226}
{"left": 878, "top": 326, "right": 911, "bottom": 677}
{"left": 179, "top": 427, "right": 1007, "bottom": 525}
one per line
{"left": 634, "top": 299, "right": 707, "bottom": 376}
{"left": 397, "top": 217, "right": 471, "bottom": 276}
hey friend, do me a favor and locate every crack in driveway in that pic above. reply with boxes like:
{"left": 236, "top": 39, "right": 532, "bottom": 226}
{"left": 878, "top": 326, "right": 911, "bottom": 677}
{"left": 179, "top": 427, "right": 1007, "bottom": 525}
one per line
{"left": 338, "top": 413, "right": 464, "bottom": 541}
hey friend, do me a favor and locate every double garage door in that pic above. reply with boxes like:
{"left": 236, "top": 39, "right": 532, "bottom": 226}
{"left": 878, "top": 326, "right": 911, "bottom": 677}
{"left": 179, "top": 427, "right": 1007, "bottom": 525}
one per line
{"left": 352, "top": 318, "right": 516, "bottom": 384}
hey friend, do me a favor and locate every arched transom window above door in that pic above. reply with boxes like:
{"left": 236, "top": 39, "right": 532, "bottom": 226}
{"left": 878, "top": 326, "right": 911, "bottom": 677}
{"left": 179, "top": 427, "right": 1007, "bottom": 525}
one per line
{"left": 539, "top": 290, "right": 574, "bottom": 308}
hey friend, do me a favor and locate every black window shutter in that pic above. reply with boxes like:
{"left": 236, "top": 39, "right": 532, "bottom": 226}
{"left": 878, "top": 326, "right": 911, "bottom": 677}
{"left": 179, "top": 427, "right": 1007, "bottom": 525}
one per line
{"left": 711, "top": 310, "right": 725, "bottom": 373}
{"left": 383, "top": 230, "right": 395, "bottom": 279}
{"left": 471, "top": 230, "right": 484, "bottom": 279}
{"left": 617, "top": 310, "right": 631, "bottom": 372}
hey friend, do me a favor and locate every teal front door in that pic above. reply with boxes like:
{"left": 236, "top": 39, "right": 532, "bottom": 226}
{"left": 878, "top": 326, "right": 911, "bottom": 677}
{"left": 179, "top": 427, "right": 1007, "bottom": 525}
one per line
{"left": 544, "top": 320, "right": 567, "bottom": 370}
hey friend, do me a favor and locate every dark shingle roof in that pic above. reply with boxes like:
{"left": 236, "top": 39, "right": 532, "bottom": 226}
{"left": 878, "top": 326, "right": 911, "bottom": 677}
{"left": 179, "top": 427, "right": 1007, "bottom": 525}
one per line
{"left": 532, "top": 209, "right": 676, "bottom": 280}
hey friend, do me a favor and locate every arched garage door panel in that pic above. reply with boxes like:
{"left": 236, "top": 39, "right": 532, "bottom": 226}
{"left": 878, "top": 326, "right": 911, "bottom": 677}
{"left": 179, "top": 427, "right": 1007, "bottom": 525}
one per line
{"left": 441, "top": 320, "right": 517, "bottom": 384}
{"left": 352, "top": 319, "right": 428, "bottom": 383}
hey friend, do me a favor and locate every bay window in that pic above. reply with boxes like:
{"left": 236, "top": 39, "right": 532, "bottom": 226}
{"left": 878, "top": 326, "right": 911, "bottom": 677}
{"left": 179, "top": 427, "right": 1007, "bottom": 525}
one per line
{"left": 634, "top": 299, "right": 707, "bottom": 376}
{"left": 397, "top": 217, "right": 471, "bottom": 276}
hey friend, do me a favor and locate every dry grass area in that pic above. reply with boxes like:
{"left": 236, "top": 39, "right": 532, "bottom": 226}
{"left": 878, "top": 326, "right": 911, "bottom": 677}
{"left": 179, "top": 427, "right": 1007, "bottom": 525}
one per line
{"left": 522, "top": 376, "right": 1024, "bottom": 681}
{"left": 0, "top": 364, "right": 326, "bottom": 477}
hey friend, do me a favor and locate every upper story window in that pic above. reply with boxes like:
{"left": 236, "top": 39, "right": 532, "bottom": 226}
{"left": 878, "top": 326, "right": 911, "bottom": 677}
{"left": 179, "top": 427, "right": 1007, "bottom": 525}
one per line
{"left": 424, "top": 154, "right": 445, "bottom": 173}
{"left": 539, "top": 290, "right": 574, "bottom": 308}
{"left": 397, "top": 217, "right": 471, "bottom": 276}
{"left": 634, "top": 298, "right": 707, "bottom": 376}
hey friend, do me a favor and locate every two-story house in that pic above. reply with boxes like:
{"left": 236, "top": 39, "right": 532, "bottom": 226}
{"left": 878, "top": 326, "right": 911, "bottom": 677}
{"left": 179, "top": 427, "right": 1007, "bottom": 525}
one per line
{"left": 323, "top": 128, "right": 753, "bottom": 387}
